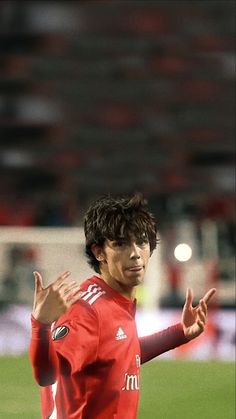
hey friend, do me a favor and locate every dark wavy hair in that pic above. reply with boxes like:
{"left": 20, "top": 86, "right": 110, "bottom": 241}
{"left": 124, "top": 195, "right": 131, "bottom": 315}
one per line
{"left": 84, "top": 193, "right": 158, "bottom": 273}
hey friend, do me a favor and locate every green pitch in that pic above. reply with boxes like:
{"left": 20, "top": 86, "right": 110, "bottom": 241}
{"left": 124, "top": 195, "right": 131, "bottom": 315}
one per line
{"left": 0, "top": 355, "right": 234, "bottom": 419}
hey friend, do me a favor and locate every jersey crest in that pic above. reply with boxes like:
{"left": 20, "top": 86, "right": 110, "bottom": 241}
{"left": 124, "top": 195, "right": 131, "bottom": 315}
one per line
{"left": 52, "top": 326, "right": 69, "bottom": 341}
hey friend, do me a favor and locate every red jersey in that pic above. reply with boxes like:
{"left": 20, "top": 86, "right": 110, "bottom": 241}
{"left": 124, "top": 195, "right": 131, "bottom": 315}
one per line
{"left": 30, "top": 275, "right": 188, "bottom": 419}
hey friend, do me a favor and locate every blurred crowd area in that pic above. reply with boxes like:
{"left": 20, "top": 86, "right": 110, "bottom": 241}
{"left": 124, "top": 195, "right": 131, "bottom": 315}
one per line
{"left": 0, "top": 1, "right": 235, "bottom": 274}
{"left": 0, "top": 0, "right": 235, "bottom": 224}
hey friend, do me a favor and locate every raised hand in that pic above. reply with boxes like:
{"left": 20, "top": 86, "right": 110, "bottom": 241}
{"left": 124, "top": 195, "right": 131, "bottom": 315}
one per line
{"left": 32, "top": 271, "right": 82, "bottom": 325}
{"left": 181, "top": 288, "right": 216, "bottom": 340}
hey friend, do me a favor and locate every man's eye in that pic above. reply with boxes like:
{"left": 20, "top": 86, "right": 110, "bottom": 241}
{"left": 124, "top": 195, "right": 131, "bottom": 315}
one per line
{"left": 114, "top": 241, "right": 126, "bottom": 247}
{"left": 136, "top": 239, "right": 148, "bottom": 246}
{"left": 117, "top": 241, "right": 125, "bottom": 246}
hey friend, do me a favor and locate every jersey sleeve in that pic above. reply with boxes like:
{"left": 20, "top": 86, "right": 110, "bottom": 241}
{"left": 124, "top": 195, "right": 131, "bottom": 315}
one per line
{"left": 29, "top": 315, "right": 59, "bottom": 386}
{"left": 52, "top": 299, "right": 99, "bottom": 375}
{"left": 139, "top": 323, "right": 188, "bottom": 364}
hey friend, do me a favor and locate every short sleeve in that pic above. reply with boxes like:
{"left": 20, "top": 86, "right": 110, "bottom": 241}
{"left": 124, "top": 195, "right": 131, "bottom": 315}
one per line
{"left": 52, "top": 300, "right": 99, "bottom": 374}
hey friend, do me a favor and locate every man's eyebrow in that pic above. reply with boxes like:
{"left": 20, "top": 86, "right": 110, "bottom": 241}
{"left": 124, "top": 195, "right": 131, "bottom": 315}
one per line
{"left": 108, "top": 236, "right": 125, "bottom": 241}
{"left": 117, "top": 233, "right": 147, "bottom": 241}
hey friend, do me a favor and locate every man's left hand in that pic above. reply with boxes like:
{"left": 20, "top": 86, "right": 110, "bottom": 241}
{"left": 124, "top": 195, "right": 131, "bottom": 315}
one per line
{"left": 182, "top": 288, "right": 216, "bottom": 340}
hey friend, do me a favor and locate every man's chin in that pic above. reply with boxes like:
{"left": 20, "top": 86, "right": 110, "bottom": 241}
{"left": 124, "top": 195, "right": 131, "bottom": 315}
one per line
{"left": 127, "top": 272, "right": 145, "bottom": 286}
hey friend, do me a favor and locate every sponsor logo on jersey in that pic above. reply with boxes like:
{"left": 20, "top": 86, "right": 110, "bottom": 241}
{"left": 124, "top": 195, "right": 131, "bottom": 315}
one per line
{"left": 115, "top": 327, "right": 127, "bottom": 340}
{"left": 52, "top": 326, "right": 69, "bottom": 341}
{"left": 122, "top": 373, "right": 140, "bottom": 391}
{"left": 136, "top": 354, "right": 141, "bottom": 368}
{"left": 122, "top": 354, "right": 140, "bottom": 391}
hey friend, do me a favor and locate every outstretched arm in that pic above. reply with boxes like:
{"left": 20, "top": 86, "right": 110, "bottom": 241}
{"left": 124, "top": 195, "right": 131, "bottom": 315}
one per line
{"left": 139, "top": 288, "right": 216, "bottom": 364}
{"left": 29, "top": 271, "right": 81, "bottom": 386}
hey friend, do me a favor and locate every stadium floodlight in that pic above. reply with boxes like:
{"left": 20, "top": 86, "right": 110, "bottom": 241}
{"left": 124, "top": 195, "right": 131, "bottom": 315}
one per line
{"left": 174, "top": 243, "right": 192, "bottom": 262}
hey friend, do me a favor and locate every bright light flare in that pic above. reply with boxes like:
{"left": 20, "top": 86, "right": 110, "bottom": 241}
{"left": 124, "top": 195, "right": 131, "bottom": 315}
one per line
{"left": 174, "top": 243, "right": 192, "bottom": 262}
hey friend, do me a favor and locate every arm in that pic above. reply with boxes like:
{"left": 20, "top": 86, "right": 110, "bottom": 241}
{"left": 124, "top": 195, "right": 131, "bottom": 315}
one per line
{"left": 139, "top": 323, "right": 188, "bottom": 364}
{"left": 29, "top": 316, "right": 59, "bottom": 386}
{"left": 139, "top": 287, "right": 216, "bottom": 364}
{"left": 29, "top": 271, "right": 81, "bottom": 386}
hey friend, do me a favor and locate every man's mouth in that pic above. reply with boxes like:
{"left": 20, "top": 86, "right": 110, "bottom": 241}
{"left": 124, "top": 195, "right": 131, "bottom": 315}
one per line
{"left": 127, "top": 266, "right": 143, "bottom": 272}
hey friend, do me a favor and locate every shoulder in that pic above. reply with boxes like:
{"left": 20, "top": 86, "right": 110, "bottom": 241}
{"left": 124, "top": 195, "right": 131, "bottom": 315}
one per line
{"left": 55, "top": 277, "right": 112, "bottom": 329}
{"left": 79, "top": 277, "right": 107, "bottom": 307}
{"left": 62, "top": 277, "right": 109, "bottom": 319}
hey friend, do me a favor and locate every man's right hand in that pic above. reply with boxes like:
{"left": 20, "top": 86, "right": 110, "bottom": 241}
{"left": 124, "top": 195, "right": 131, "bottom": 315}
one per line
{"left": 32, "top": 271, "right": 81, "bottom": 325}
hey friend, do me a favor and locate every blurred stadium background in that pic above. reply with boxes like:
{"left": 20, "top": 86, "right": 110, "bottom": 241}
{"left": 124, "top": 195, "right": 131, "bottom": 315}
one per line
{"left": 0, "top": 0, "right": 235, "bottom": 418}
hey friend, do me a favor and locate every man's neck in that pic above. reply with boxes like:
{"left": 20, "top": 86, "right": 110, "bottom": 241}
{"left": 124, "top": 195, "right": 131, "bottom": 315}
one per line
{"left": 98, "top": 274, "right": 136, "bottom": 301}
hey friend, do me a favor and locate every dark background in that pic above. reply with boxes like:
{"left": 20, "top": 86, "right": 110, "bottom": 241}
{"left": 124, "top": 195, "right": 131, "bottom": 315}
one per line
{"left": 0, "top": 0, "right": 235, "bottom": 227}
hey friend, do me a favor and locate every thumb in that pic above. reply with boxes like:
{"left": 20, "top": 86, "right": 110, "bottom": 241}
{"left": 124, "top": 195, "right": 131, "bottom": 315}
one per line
{"left": 33, "top": 271, "right": 44, "bottom": 291}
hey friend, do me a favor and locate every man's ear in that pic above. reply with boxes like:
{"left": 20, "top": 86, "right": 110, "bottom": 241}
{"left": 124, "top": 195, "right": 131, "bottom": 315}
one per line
{"left": 91, "top": 244, "right": 105, "bottom": 262}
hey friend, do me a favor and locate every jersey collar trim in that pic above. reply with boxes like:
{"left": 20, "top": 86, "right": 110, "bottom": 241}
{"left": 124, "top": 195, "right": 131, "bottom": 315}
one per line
{"left": 93, "top": 275, "right": 136, "bottom": 316}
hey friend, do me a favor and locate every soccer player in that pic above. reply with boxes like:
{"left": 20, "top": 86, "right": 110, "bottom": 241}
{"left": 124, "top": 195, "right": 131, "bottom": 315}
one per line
{"left": 29, "top": 193, "right": 216, "bottom": 419}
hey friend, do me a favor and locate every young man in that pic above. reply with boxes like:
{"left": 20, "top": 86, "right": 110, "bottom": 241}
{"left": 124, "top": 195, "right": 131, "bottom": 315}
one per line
{"left": 30, "top": 193, "right": 216, "bottom": 419}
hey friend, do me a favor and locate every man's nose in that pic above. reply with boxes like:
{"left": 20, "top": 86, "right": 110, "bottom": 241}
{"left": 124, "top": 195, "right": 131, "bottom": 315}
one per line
{"left": 130, "top": 242, "right": 141, "bottom": 259}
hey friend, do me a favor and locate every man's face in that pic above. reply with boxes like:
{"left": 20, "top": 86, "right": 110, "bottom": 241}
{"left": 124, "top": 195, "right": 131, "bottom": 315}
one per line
{"left": 98, "top": 237, "right": 151, "bottom": 295}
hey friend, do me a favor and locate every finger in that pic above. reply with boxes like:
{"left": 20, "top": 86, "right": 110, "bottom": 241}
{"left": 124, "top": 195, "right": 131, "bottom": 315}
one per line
{"left": 55, "top": 271, "right": 71, "bottom": 286}
{"left": 66, "top": 288, "right": 82, "bottom": 304}
{"left": 202, "top": 288, "right": 216, "bottom": 305}
{"left": 199, "top": 299, "right": 207, "bottom": 315}
{"left": 197, "top": 319, "right": 205, "bottom": 332}
{"left": 63, "top": 283, "right": 80, "bottom": 295}
{"left": 57, "top": 279, "right": 77, "bottom": 293}
{"left": 197, "top": 307, "right": 206, "bottom": 324}
{"left": 66, "top": 286, "right": 81, "bottom": 299}
{"left": 33, "top": 271, "right": 44, "bottom": 291}
{"left": 184, "top": 288, "right": 193, "bottom": 308}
